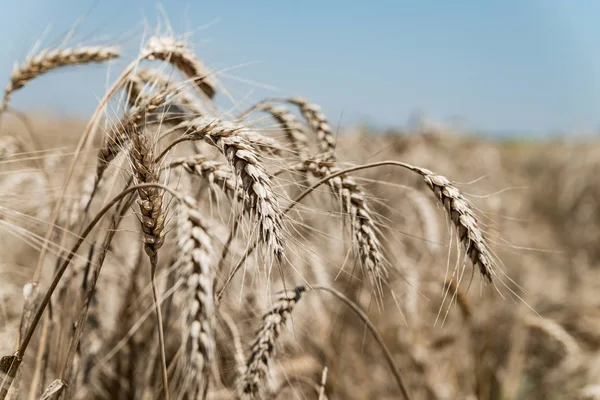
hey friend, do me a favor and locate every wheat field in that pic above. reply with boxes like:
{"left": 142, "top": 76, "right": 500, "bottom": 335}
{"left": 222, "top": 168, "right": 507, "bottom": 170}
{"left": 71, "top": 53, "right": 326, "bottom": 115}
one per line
{"left": 0, "top": 29, "right": 599, "bottom": 400}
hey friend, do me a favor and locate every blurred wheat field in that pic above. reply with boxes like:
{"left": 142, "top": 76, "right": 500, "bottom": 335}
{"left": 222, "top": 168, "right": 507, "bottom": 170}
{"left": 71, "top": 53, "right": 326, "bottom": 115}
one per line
{"left": 0, "top": 29, "right": 599, "bottom": 400}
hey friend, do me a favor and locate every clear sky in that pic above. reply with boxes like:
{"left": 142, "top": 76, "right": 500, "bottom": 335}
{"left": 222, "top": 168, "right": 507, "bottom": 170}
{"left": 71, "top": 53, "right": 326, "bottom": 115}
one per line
{"left": 1, "top": 0, "right": 600, "bottom": 135}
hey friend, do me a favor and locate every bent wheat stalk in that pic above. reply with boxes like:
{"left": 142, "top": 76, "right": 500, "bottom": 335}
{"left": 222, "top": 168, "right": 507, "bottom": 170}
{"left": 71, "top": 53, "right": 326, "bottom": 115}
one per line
{"left": 310, "top": 285, "right": 411, "bottom": 400}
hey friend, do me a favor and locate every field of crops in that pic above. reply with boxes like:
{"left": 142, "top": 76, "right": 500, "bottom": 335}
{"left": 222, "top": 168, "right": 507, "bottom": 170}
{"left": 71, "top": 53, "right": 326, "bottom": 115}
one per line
{"left": 0, "top": 32, "right": 599, "bottom": 400}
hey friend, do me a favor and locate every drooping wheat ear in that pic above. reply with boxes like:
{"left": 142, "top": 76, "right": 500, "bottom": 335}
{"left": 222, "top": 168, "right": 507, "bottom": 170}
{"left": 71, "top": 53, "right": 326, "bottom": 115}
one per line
{"left": 1, "top": 46, "right": 119, "bottom": 113}
{"left": 142, "top": 36, "right": 217, "bottom": 99}
{"left": 301, "top": 157, "right": 387, "bottom": 288}
{"left": 238, "top": 287, "right": 305, "bottom": 399}
{"left": 177, "top": 198, "right": 216, "bottom": 397}
{"left": 129, "top": 128, "right": 165, "bottom": 263}
{"left": 177, "top": 117, "right": 286, "bottom": 258}
{"left": 415, "top": 167, "right": 494, "bottom": 282}
{"left": 287, "top": 97, "right": 335, "bottom": 157}
{"left": 239, "top": 101, "right": 309, "bottom": 157}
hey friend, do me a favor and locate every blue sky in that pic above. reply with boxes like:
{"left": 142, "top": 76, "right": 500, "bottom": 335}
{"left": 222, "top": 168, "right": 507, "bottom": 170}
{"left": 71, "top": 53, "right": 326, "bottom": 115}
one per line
{"left": 1, "top": 1, "right": 600, "bottom": 135}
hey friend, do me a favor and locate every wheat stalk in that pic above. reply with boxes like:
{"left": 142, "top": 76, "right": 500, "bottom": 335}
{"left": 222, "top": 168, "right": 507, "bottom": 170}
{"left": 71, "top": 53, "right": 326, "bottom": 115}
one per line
{"left": 127, "top": 127, "right": 170, "bottom": 398}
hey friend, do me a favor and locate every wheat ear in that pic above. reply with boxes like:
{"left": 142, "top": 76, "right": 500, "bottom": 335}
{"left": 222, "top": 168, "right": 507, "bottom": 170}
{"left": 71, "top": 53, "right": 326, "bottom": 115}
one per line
{"left": 143, "top": 36, "right": 217, "bottom": 99}
{"left": 286, "top": 97, "right": 336, "bottom": 157}
{"left": 173, "top": 156, "right": 242, "bottom": 201}
{"left": 129, "top": 130, "right": 165, "bottom": 261}
{"left": 238, "top": 287, "right": 305, "bottom": 399}
{"left": 416, "top": 168, "right": 494, "bottom": 281}
{"left": 177, "top": 117, "right": 286, "bottom": 258}
{"left": 178, "top": 199, "right": 216, "bottom": 397}
{"left": 1, "top": 46, "right": 119, "bottom": 113}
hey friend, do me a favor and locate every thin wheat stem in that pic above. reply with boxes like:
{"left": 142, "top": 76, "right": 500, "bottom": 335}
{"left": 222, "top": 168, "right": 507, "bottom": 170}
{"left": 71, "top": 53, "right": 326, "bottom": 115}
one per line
{"left": 310, "top": 285, "right": 411, "bottom": 400}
